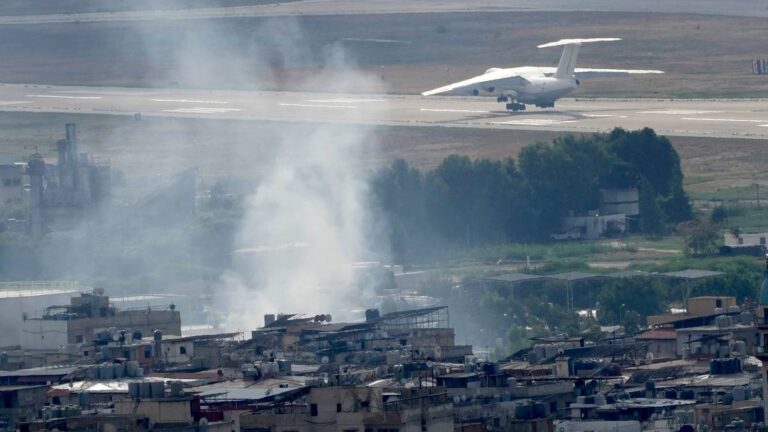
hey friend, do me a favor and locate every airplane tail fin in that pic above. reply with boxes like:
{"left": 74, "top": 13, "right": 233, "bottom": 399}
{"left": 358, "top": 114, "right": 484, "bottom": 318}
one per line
{"left": 538, "top": 38, "right": 622, "bottom": 79}
{"left": 555, "top": 44, "right": 580, "bottom": 78}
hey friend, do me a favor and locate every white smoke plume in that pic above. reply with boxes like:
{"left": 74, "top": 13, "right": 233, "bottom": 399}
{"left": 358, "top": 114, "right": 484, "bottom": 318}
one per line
{"left": 213, "top": 32, "right": 386, "bottom": 331}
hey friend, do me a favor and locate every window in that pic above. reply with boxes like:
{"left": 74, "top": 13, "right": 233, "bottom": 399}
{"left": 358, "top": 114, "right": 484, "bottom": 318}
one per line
{"left": 144, "top": 348, "right": 152, "bottom": 358}
{"left": 762, "top": 237, "right": 766, "bottom": 245}
{"left": 310, "top": 403, "right": 318, "bottom": 417}
{"left": 179, "top": 346, "right": 187, "bottom": 355}
{"left": 715, "top": 299, "right": 723, "bottom": 308}
{"left": 336, "top": 403, "right": 341, "bottom": 413}
{"left": 75, "top": 335, "right": 84, "bottom": 343}
{"left": 738, "top": 237, "right": 744, "bottom": 245}
{"left": 550, "top": 401, "right": 557, "bottom": 413}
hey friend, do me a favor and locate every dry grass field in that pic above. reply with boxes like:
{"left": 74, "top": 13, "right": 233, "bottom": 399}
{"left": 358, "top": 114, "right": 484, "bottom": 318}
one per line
{"left": 0, "top": 12, "right": 765, "bottom": 98}
{"left": 0, "top": 111, "right": 764, "bottom": 199}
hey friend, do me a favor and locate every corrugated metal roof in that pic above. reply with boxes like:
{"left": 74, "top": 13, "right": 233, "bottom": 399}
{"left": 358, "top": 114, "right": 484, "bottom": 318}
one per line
{"left": 661, "top": 269, "right": 724, "bottom": 279}
{"left": 636, "top": 328, "right": 677, "bottom": 340}
{"left": 605, "top": 270, "right": 650, "bottom": 278}
{"left": 0, "top": 366, "right": 80, "bottom": 377}
{"left": 482, "top": 273, "right": 543, "bottom": 284}
{"left": 544, "top": 272, "right": 604, "bottom": 281}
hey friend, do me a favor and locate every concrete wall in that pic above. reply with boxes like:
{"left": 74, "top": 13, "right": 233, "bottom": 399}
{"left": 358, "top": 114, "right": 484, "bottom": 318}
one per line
{"left": 66, "top": 310, "right": 181, "bottom": 344}
{"left": 0, "top": 290, "right": 76, "bottom": 348}
{"left": 115, "top": 398, "right": 193, "bottom": 425}
{"left": 688, "top": 297, "right": 736, "bottom": 316}
{"left": 19, "top": 319, "right": 68, "bottom": 350}
{"left": 725, "top": 232, "right": 768, "bottom": 247}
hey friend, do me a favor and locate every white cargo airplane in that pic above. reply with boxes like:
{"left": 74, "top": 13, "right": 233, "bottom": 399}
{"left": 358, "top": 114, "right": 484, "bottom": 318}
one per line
{"left": 422, "top": 38, "right": 663, "bottom": 111}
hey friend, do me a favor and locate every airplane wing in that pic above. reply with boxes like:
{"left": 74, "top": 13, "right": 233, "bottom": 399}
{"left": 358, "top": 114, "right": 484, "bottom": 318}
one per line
{"left": 422, "top": 69, "right": 529, "bottom": 96}
{"left": 574, "top": 68, "right": 664, "bottom": 78}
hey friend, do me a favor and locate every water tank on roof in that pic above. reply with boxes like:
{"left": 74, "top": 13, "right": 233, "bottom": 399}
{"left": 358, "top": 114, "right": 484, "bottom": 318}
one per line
{"left": 150, "top": 381, "right": 165, "bottom": 398}
{"left": 715, "top": 315, "right": 731, "bottom": 328}
{"left": 365, "top": 308, "right": 380, "bottom": 321}
{"left": 733, "top": 341, "right": 746, "bottom": 356}
{"left": 740, "top": 312, "right": 753, "bottom": 325}
{"left": 709, "top": 359, "right": 722, "bottom": 375}
{"left": 112, "top": 363, "right": 124, "bottom": 378}
{"left": 170, "top": 381, "right": 184, "bottom": 397}
{"left": 139, "top": 382, "right": 151, "bottom": 398}
{"left": 153, "top": 330, "right": 162, "bottom": 341}
{"left": 132, "top": 330, "right": 143, "bottom": 341}
{"left": 128, "top": 382, "right": 140, "bottom": 399}
{"left": 664, "top": 389, "right": 677, "bottom": 399}
{"left": 264, "top": 314, "right": 276, "bottom": 326}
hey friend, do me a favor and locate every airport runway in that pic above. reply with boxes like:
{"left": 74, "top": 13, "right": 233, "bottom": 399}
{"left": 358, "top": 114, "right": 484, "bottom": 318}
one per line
{"left": 2, "top": 83, "right": 768, "bottom": 139}
{"left": 1, "top": 0, "right": 766, "bottom": 25}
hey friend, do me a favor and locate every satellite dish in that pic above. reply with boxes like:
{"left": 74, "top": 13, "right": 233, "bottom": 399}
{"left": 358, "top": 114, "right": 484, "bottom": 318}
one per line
{"left": 112, "top": 334, "right": 120, "bottom": 342}
{"left": 321, "top": 356, "right": 330, "bottom": 365}
{"left": 199, "top": 418, "right": 208, "bottom": 426}
{"left": 453, "top": 396, "right": 461, "bottom": 404}
{"left": 426, "top": 361, "right": 435, "bottom": 368}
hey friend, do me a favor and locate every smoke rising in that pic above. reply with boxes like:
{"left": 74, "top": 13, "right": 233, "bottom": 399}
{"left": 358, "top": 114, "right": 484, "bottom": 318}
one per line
{"left": 199, "top": 24, "right": 387, "bottom": 330}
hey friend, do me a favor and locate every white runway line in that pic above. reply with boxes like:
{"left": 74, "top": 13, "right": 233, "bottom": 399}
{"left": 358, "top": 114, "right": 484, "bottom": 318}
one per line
{"left": 582, "top": 113, "right": 627, "bottom": 119}
{"left": 306, "top": 98, "right": 385, "bottom": 103}
{"left": 279, "top": 103, "right": 356, "bottom": 109}
{"left": 163, "top": 107, "right": 242, "bottom": 114}
{"left": 638, "top": 109, "right": 722, "bottom": 115}
{"left": 27, "top": 94, "right": 102, "bottom": 100}
{"left": 493, "top": 119, "right": 578, "bottom": 126}
{"left": 682, "top": 117, "right": 768, "bottom": 123}
{"left": 152, "top": 99, "right": 228, "bottom": 104}
{"left": 420, "top": 108, "right": 490, "bottom": 114}
{"left": 0, "top": 101, "right": 30, "bottom": 106}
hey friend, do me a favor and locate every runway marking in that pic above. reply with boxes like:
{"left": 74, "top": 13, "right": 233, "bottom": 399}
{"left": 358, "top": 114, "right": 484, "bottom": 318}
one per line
{"left": 279, "top": 103, "right": 356, "bottom": 109}
{"left": 306, "top": 98, "right": 385, "bottom": 103}
{"left": 163, "top": 107, "right": 242, "bottom": 114}
{"left": 638, "top": 109, "right": 722, "bottom": 115}
{"left": 0, "top": 101, "right": 30, "bottom": 106}
{"left": 420, "top": 108, "right": 490, "bottom": 114}
{"left": 152, "top": 99, "right": 228, "bottom": 104}
{"left": 582, "top": 114, "right": 627, "bottom": 119}
{"left": 682, "top": 117, "right": 768, "bottom": 123}
{"left": 493, "top": 119, "right": 578, "bottom": 126}
{"left": 27, "top": 94, "right": 102, "bottom": 100}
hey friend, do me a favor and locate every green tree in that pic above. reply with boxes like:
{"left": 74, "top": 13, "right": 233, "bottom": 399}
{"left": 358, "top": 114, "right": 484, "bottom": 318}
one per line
{"left": 678, "top": 220, "right": 720, "bottom": 257}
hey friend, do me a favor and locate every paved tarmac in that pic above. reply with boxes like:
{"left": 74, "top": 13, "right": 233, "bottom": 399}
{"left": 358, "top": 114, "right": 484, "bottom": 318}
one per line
{"left": 2, "top": 84, "right": 768, "bottom": 139}
{"left": 1, "top": 0, "right": 765, "bottom": 24}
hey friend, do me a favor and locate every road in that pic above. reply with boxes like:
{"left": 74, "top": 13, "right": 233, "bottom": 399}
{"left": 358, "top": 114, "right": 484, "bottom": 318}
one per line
{"left": 0, "top": 0, "right": 766, "bottom": 25}
{"left": 3, "top": 83, "right": 768, "bottom": 139}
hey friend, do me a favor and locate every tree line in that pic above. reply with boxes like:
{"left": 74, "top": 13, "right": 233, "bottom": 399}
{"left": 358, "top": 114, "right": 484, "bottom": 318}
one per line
{"left": 371, "top": 128, "right": 693, "bottom": 264}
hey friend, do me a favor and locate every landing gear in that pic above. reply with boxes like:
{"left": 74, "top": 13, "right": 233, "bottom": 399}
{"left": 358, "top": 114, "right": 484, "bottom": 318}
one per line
{"left": 535, "top": 102, "right": 555, "bottom": 109}
{"left": 496, "top": 95, "right": 510, "bottom": 103}
{"left": 505, "top": 102, "right": 526, "bottom": 111}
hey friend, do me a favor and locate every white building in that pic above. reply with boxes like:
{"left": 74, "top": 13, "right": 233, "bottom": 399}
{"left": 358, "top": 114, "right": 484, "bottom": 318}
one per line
{"left": 724, "top": 231, "right": 768, "bottom": 247}
{"left": 0, "top": 281, "right": 79, "bottom": 348}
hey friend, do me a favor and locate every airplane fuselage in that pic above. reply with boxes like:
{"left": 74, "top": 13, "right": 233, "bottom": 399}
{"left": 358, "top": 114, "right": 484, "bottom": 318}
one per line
{"left": 476, "top": 66, "right": 578, "bottom": 105}
{"left": 422, "top": 38, "right": 662, "bottom": 111}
